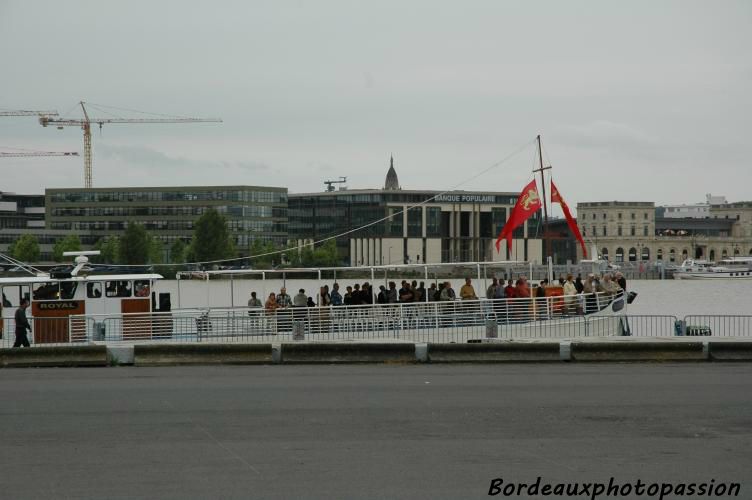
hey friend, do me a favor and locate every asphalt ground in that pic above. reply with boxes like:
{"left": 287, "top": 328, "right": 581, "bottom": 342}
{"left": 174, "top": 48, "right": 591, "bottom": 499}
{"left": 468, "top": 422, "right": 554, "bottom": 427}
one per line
{"left": 0, "top": 364, "right": 750, "bottom": 499}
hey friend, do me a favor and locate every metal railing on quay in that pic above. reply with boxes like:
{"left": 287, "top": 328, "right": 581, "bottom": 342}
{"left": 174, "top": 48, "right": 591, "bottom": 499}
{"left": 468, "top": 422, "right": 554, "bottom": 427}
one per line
{"left": 1, "top": 316, "right": 86, "bottom": 348}
{"left": 682, "top": 315, "right": 752, "bottom": 337}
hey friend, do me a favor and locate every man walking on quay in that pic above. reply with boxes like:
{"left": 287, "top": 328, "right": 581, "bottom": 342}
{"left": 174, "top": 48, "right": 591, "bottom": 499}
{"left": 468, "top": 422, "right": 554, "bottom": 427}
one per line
{"left": 14, "top": 298, "right": 32, "bottom": 348}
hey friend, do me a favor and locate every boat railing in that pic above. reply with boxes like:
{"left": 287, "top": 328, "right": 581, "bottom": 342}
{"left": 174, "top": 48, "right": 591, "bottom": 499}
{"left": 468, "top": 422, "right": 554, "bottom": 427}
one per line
{"left": 51, "top": 290, "right": 625, "bottom": 344}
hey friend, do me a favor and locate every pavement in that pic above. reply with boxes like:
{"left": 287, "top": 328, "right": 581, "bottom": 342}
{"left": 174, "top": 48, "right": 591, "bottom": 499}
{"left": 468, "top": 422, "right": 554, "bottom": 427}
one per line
{"left": 0, "top": 364, "right": 751, "bottom": 499}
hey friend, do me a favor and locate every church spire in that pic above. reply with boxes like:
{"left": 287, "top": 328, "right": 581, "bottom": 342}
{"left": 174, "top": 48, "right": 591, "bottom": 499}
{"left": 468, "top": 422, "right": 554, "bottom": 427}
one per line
{"left": 384, "top": 154, "right": 400, "bottom": 190}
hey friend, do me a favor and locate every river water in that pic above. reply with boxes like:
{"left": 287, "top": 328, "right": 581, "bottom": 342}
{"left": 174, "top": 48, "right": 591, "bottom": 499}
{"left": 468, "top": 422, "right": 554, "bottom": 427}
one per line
{"left": 158, "top": 278, "right": 751, "bottom": 318}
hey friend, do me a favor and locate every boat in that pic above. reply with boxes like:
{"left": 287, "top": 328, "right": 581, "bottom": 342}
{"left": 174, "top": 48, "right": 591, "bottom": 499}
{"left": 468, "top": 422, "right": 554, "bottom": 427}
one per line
{"left": 673, "top": 257, "right": 752, "bottom": 279}
{"left": 0, "top": 251, "right": 168, "bottom": 343}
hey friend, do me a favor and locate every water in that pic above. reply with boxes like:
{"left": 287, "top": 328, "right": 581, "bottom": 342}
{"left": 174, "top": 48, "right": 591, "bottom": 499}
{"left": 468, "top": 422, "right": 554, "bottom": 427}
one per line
{"left": 158, "top": 277, "right": 752, "bottom": 318}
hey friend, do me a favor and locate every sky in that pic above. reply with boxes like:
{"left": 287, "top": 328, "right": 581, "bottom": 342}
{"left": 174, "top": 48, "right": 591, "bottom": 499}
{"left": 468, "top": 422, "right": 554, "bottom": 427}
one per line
{"left": 1, "top": 0, "right": 751, "bottom": 212}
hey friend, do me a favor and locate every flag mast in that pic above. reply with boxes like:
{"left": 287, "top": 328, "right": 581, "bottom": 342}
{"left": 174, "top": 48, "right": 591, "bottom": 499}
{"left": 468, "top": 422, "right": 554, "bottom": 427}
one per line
{"left": 533, "top": 135, "right": 552, "bottom": 260}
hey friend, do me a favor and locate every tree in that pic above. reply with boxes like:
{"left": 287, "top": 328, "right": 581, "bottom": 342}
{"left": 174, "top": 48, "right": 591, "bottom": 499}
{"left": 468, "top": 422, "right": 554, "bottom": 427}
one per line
{"left": 52, "top": 234, "right": 82, "bottom": 262}
{"left": 149, "top": 237, "right": 164, "bottom": 264}
{"left": 9, "top": 234, "right": 41, "bottom": 263}
{"left": 118, "top": 223, "right": 150, "bottom": 265}
{"left": 249, "top": 239, "right": 278, "bottom": 268}
{"left": 95, "top": 236, "right": 120, "bottom": 264}
{"left": 169, "top": 239, "right": 187, "bottom": 264}
{"left": 189, "top": 208, "right": 236, "bottom": 263}
{"left": 312, "top": 239, "right": 340, "bottom": 266}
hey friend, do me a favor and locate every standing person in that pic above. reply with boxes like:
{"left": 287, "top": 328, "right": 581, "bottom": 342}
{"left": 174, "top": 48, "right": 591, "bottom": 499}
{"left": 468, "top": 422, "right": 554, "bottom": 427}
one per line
{"left": 440, "top": 282, "right": 456, "bottom": 301}
{"left": 504, "top": 279, "right": 515, "bottom": 299}
{"left": 264, "top": 293, "right": 278, "bottom": 313}
{"left": 247, "top": 292, "right": 262, "bottom": 308}
{"left": 387, "top": 282, "right": 398, "bottom": 303}
{"left": 352, "top": 283, "right": 363, "bottom": 305}
{"left": 330, "top": 283, "right": 343, "bottom": 306}
{"left": 276, "top": 287, "right": 292, "bottom": 308}
{"left": 399, "top": 281, "right": 414, "bottom": 303}
{"left": 417, "top": 282, "right": 427, "bottom": 302}
{"left": 319, "top": 286, "right": 331, "bottom": 306}
{"left": 377, "top": 285, "right": 388, "bottom": 304}
{"left": 574, "top": 274, "right": 584, "bottom": 294}
{"left": 427, "top": 283, "right": 438, "bottom": 301}
{"left": 459, "top": 278, "right": 477, "bottom": 300}
{"left": 486, "top": 278, "right": 499, "bottom": 300}
{"left": 411, "top": 281, "right": 422, "bottom": 302}
{"left": 615, "top": 272, "right": 627, "bottom": 291}
{"left": 344, "top": 286, "right": 353, "bottom": 305}
{"left": 563, "top": 274, "right": 577, "bottom": 314}
{"left": 13, "top": 298, "right": 32, "bottom": 348}
{"left": 293, "top": 289, "right": 308, "bottom": 307}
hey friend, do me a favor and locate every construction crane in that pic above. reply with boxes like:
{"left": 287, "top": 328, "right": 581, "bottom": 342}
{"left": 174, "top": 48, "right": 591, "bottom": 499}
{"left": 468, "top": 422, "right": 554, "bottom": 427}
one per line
{"left": 324, "top": 176, "right": 347, "bottom": 192}
{"left": 1, "top": 149, "right": 78, "bottom": 158}
{"left": 0, "top": 109, "right": 58, "bottom": 117}
{"left": 39, "top": 101, "right": 222, "bottom": 188}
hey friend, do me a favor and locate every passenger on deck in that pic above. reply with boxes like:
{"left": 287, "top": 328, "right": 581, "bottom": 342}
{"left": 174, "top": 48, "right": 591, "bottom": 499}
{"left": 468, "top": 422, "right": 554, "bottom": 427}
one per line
{"left": 344, "top": 286, "right": 353, "bottom": 305}
{"left": 387, "top": 282, "right": 398, "bottom": 303}
{"left": 504, "top": 279, "right": 515, "bottom": 299}
{"left": 319, "top": 286, "right": 331, "bottom": 306}
{"left": 247, "top": 291, "right": 262, "bottom": 308}
{"left": 330, "top": 283, "right": 343, "bottom": 306}
{"left": 486, "top": 278, "right": 500, "bottom": 300}
{"left": 399, "top": 281, "right": 414, "bottom": 303}
{"left": 427, "top": 283, "right": 438, "bottom": 301}
{"left": 459, "top": 278, "right": 477, "bottom": 300}
{"left": 293, "top": 289, "right": 308, "bottom": 307}
{"left": 574, "top": 274, "right": 584, "bottom": 294}
{"left": 265, "top": 293, "right": 278, "bottom": 313}
{"left": 440, "top": 282, "right": 456, "bottom": 301}
{"left": 563, "top": 274, "right": 577, "bottom": 314}
{"left": 615, "top": 272, "right": 627, "bottom": 290}
{"left": 377, "top": 285, "right": 388, "bottom": 304}
{"left": 276, "top": 287, "right": 292, "bottom": 308}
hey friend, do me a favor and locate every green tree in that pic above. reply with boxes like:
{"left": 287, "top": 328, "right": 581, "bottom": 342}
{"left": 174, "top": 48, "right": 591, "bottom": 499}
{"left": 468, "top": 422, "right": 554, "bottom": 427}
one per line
{"left": 52, "top": 234, "right": 82, "bottom": 262}
{"left": 9, "top": 234, "right": 41, "bottom": 262}
{"left": 118, "top": 223, "right": 150, "bottom": 265}
{"left": 249, "top": 239, "right": 278, "bottom": 268}
{"left": 169, "top": 239, "right": 187, "bottom": 264}
{"left": 312, "top": 239, "right": 340, "bottom": 266}
{"left": 94, "top": 236, "right": 120, "bottom": 264}
{"left": 189, "top": 208, "right": 236, "bottom": 263}
{"left": 149, "top": 237, "right": 164, "bottom": 264}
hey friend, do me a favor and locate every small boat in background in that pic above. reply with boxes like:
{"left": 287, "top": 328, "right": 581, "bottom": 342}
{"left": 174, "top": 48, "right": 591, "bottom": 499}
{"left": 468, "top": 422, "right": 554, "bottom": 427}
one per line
{"left": 674, "top": 257, "right": 752, "bottom": 279}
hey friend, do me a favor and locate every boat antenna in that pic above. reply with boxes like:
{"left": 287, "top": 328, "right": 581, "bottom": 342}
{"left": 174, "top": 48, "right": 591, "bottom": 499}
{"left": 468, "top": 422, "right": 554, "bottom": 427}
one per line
{"left": 532, "top": 134, "right": 552, "bottom": 259}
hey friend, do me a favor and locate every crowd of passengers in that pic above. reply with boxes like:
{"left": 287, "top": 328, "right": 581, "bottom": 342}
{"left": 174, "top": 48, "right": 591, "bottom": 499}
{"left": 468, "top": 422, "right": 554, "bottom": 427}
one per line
{"left": 248, "top": 272, "right": 626, "bottom": 314}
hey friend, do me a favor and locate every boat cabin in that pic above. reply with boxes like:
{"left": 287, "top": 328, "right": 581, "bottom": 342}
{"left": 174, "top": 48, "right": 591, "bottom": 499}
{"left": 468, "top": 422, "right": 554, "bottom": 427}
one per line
{"left": 0, "top": 273, "right": 164, "bottom": 343}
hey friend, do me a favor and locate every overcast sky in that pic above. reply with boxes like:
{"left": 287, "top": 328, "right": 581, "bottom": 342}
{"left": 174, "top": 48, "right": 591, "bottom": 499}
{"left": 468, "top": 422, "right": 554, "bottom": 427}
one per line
{"left": 1, "top": 0, "right": 750, "bottom": 210}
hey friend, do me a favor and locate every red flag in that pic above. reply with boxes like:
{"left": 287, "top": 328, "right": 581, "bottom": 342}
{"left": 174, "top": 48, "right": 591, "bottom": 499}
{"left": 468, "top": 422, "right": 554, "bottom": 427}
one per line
{"left": 495, "top": 179, "right": 542, "bottom": 253}
{"left": 551, "top": 180, "right": 587, "bottom": 258}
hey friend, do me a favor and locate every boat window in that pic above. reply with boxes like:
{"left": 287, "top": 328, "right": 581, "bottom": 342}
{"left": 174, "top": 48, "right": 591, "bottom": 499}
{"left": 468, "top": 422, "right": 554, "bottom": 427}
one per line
{"left": 105, "top": 281, "right": 132, "bottom": 298}
{"left": 87, "top": 282, "right": 103, "bottom": 299}
{"left": 60, "top": 282, "right": 78, "bottom": 300}
{"left": 134, "top": 280, "right": 151, "bottom": 298}
{"left": 33, "top": 282, "right": 60, "bottom": 301}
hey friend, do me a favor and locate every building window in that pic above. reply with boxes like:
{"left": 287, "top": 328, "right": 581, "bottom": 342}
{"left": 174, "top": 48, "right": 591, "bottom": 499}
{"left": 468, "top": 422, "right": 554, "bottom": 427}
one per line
{"left": 592, "top": 213, "right": 596, "bottom": 220}
{"left": 709, "top": 249, "right": 716, "bottom": 261}
{"left": 657, "top": 248, "right": 663, "bottom": 261}
{"left": 602, "top": 213, "right": 606, "bottom": 219}
{"left": 615, "top": 247, "right": 624, "bottom": 262}
{"left": 618, "top": 213, "right": 622, "bottom": 220}
{"left": 644, "top": 213, "right": 648, "bottom": 220}
{"left": 643, "top": 226, "right": 648, "bottom": 236}
{"left": 618, "top": 226, "right": 622, "bottom": 236}
{"left": 628, "top": 247, "right": 637, "bottom": 262}
{"left": 631, "top": 213, "right": 636, "bottom": 220}
{"left": 630, "top": 226, "right": 635, "bottom": 236}
{"left": 602, "top": 226, "right": 607, "bottom": 237}
{"left": 582, "top": 226, "right": 586, "bottom": 237}
{"left": 669, "top": 249, "right": 676, "bottom": 263}
{"left": 601, "top": 248, "right": 609, "bottom": 260}
{"left": 641, "top": 247, "right": 650, "bottom": 261}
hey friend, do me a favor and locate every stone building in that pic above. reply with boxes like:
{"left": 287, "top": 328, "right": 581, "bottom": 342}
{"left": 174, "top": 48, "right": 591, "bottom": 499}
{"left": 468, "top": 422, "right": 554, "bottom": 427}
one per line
{"left": 576, "top": 200, "right": 752, "bottom": 264}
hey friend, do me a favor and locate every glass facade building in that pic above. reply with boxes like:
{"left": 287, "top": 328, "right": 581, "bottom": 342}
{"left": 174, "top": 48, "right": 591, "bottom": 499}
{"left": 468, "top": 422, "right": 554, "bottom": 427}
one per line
{"left": 45, "top": 186, "right": 288, "bottom": 249}
{"left": 289, "top": 189, "right": 542, "bottom": 265}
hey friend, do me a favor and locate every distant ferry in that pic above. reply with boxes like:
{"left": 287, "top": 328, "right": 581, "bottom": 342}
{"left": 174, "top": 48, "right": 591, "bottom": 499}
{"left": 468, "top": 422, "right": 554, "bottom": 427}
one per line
{"left": 673, "top": 257, "right": 752, "bottom": 279}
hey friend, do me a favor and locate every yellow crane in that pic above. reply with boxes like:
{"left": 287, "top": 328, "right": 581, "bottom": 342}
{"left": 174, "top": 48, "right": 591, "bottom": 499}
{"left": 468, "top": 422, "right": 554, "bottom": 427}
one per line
{"left": 40, "top": 101, "right": 222, "bottom": 188}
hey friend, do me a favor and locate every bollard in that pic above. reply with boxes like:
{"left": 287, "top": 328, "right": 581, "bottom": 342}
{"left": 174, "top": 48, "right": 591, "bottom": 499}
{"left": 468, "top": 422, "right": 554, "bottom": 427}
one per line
{"left": 292, "top": 320, "right": 305, "bottom": 341}
{"left": 485, "top": 319, "right": 497, "bottom": 338}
